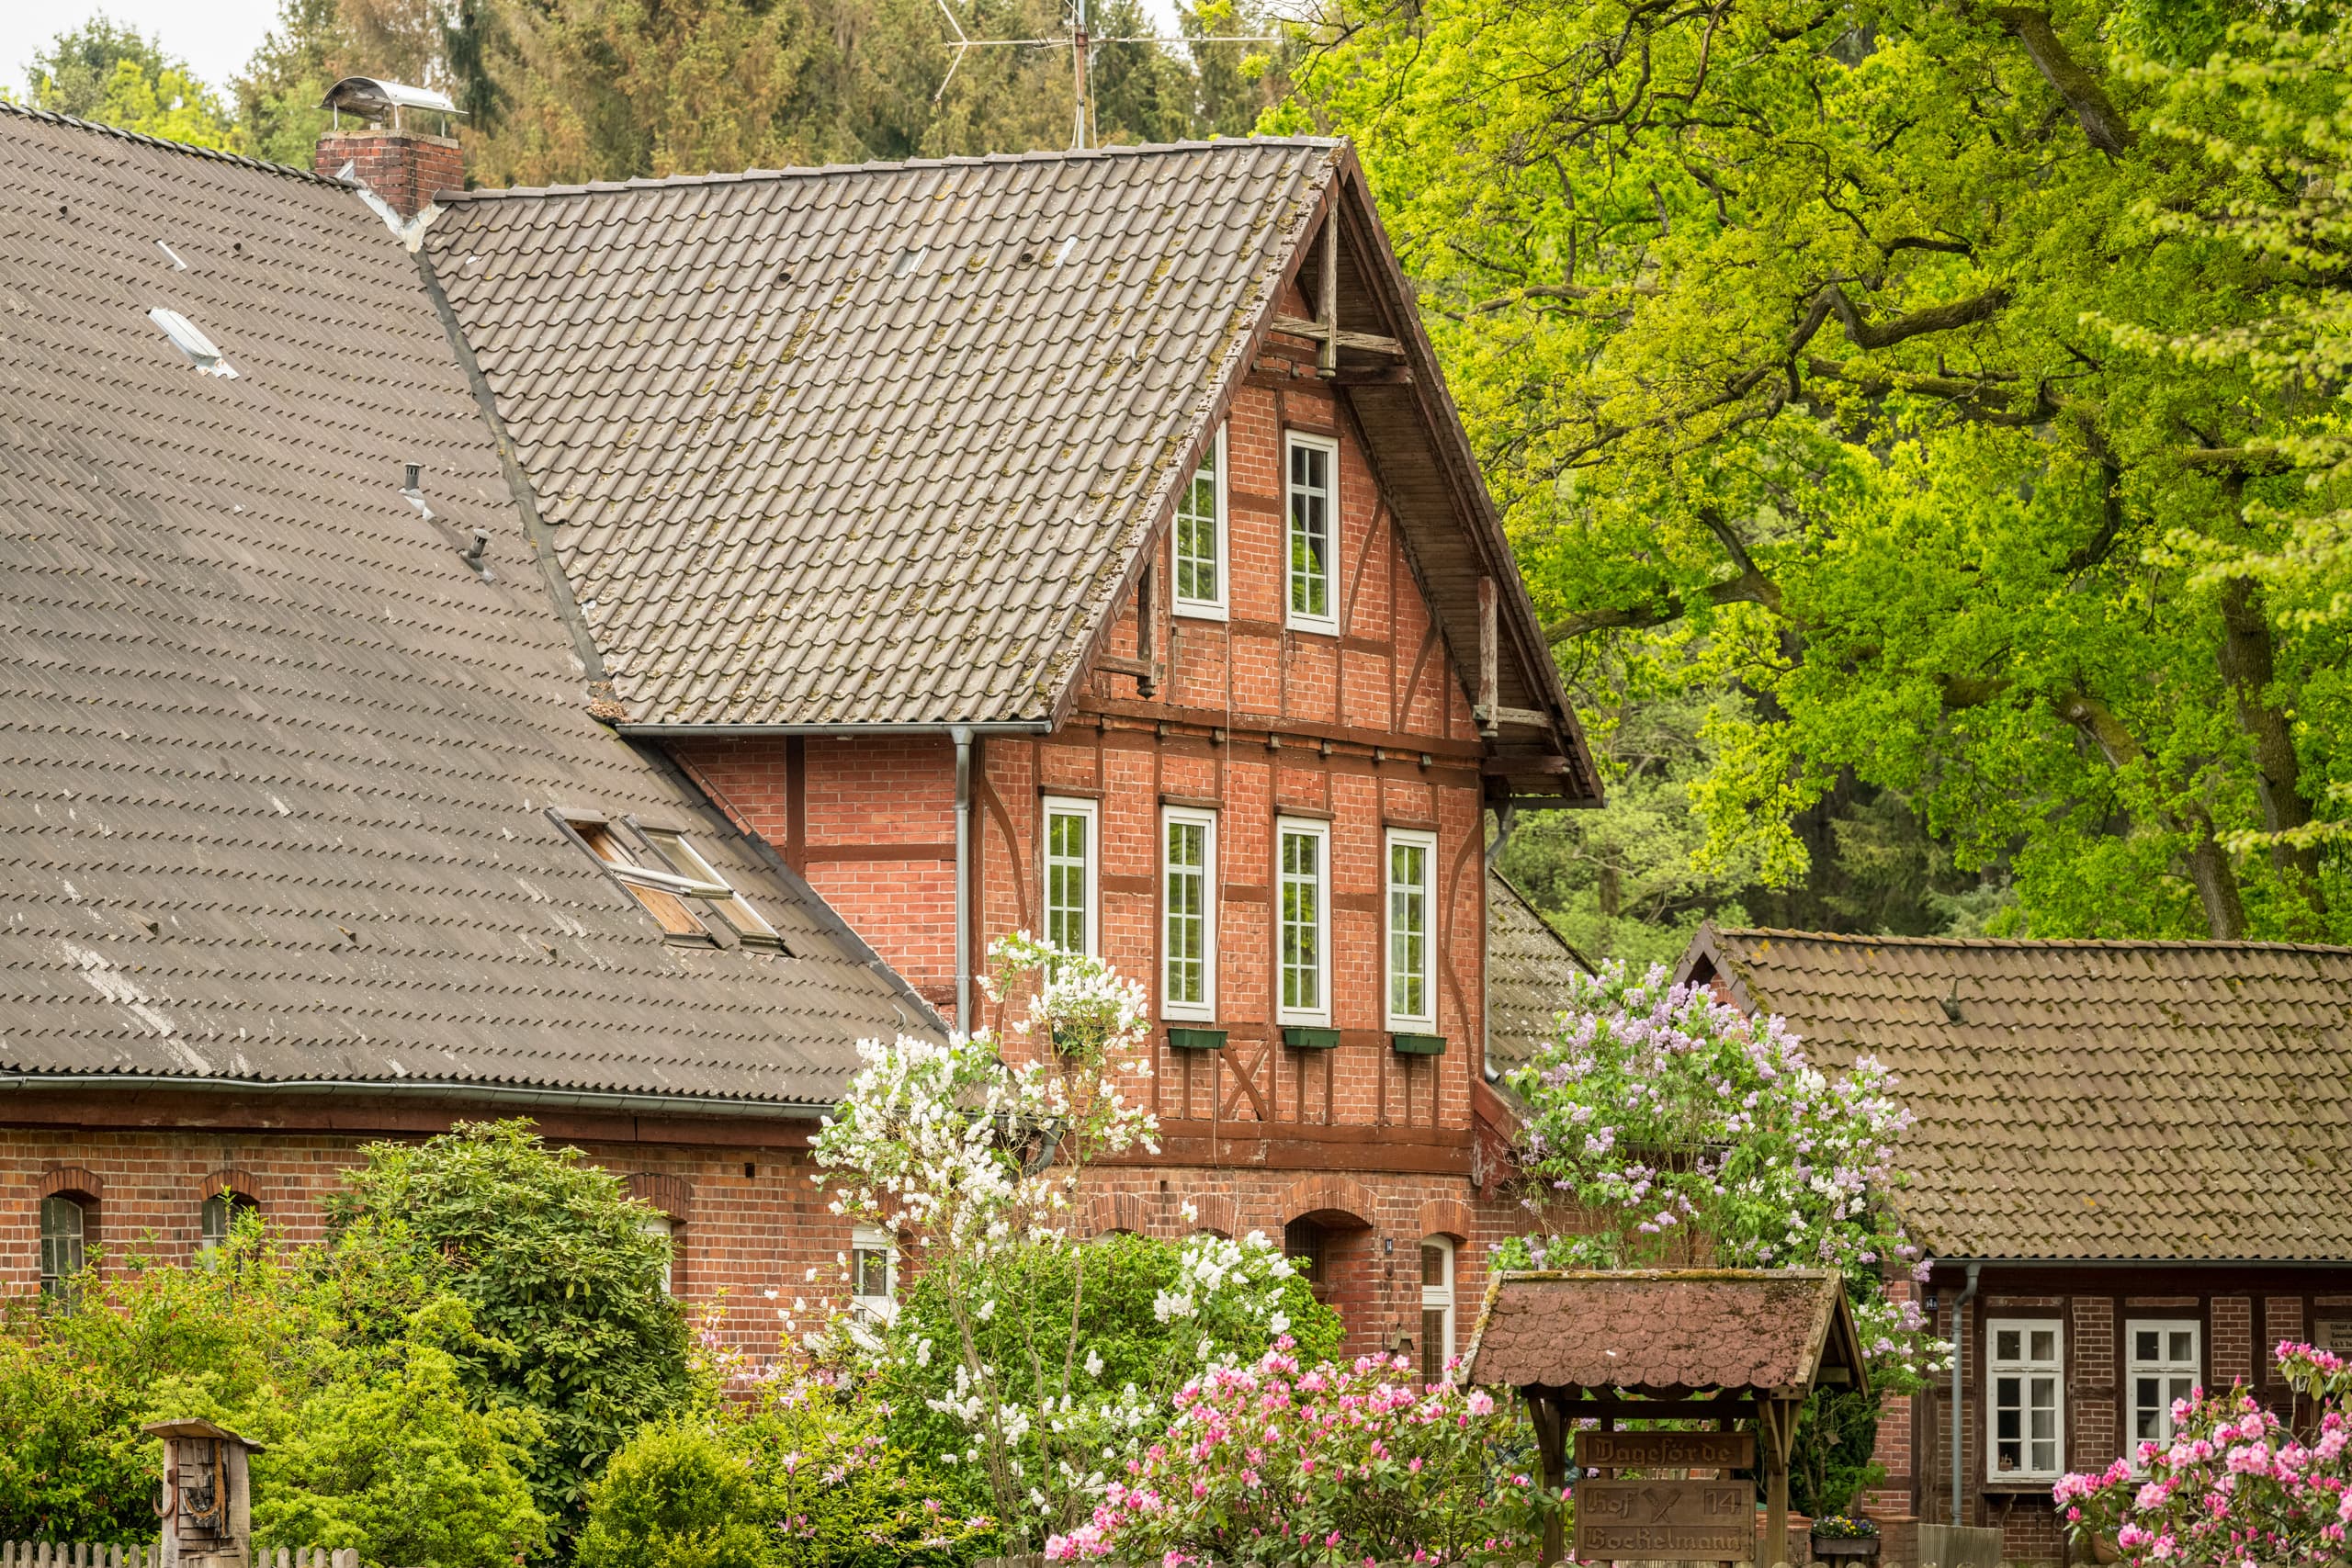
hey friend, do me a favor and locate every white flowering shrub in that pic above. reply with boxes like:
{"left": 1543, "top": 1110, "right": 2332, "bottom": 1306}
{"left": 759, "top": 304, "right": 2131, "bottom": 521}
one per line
{"left": 812, "top": 938, "right": 1329, "bottom": 1551}
{"left": 1501, "top": 960, "right": 1943, "bottom": 1390}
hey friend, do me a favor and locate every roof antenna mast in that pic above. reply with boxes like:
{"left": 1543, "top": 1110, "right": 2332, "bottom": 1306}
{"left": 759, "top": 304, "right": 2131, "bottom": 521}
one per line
{"left": 929, "top": 0, "right": 1274, "bottom": 150}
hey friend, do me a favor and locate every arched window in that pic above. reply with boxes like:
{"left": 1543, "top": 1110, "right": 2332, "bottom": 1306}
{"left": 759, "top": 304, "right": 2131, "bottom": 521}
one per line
{"left": 199, "top": 1190, "right": 257, "bottom": 1256}
{"left": 1419, "top": 1235, "right": 1456, "bottom": 1382}
{"left": 40, "top": 1195, "right": 87, "bottom": 1301}
{"left": 641, "top": 1213, "right": 675, "bottom": 1296}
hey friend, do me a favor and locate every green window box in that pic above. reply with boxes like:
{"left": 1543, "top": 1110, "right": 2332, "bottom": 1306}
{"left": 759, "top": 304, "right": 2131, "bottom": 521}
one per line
{"left": 1283, "top": 1026, "right": 1341, "bottom": 1050}
{"left": 1166, "top": 1027, "right": 1227, "bottom": 1051}
{"left": 1390, "top": 1032, "right": 1446, "bottom": 1056}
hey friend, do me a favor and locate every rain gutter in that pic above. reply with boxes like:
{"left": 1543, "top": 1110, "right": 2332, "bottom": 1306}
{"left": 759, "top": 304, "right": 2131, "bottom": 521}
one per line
{"left": 617, "top": 721, "right": 1053, "bottom": 738}
{"left": 0, "top": 1074, "right": 830, "bottom": 1120}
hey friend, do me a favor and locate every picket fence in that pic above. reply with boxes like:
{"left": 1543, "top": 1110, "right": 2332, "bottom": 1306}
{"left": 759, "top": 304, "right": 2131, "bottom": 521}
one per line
{"left": 0, "top": 1547, "right": 355, "bottom": 1568}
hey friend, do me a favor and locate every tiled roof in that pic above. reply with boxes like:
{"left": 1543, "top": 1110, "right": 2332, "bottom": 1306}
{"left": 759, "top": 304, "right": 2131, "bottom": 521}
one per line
{"left": 1464, "top": 1269, "right": 1860, "bottom": 1394}
{"left": 1679, "top": 928, "right": 2352, "bottom": 1261}
{"left": 0, "top": 104, "right": 938, "bottom": 1103}
{"left": 422, "top": 143, "right": 1341, "bottom": 728}
{"left": 1486, "top": 869, "right": 1588, "bottom": 1072}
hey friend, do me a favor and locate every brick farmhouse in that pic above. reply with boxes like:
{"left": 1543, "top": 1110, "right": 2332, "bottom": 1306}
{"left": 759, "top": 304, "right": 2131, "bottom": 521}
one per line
{"left": 0, "top": 96, "right": 1595, "bottom": 1363}
{"left": 1679, "top": 928, "right": 2352, "bottom": 1564}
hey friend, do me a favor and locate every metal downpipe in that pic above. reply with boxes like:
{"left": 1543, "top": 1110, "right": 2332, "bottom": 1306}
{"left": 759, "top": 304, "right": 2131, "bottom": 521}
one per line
{"left": 1951, "top": 1260, "right": 1982, "bottom": 1526}
{"left": 953, "top": 725, "right": 974, "bottom": 1035}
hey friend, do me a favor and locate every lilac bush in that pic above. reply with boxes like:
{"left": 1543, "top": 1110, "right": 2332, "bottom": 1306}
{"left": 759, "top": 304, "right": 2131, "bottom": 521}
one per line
{"left": 1500, "top": 961, "right": 1943, "bottom": 1387}
{"left": 1044, "top": 1343, "right": 1553, "bottom": 1567}
{"left": 2053, "top": 1342, "right": 2352, "bottom": 1565}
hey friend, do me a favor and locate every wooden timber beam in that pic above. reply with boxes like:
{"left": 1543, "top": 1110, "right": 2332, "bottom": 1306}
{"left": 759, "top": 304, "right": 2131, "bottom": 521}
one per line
{"left": 1271, "top": 314, "right": 1408, "bottom": 360}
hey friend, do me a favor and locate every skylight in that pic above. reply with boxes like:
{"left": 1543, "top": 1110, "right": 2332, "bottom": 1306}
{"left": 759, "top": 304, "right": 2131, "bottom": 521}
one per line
{"left": 147, "top": 308, "right": 237, "bottom": 378}
{"left": 554, "top": 810, "right": 786, "bottom": 952}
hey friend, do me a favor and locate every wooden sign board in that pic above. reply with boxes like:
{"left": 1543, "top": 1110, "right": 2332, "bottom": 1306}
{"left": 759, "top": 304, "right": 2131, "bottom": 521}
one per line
{"left": 1575, "top": 1480, "right": 1753, "bottom": 1562}
{"left": 2317, "top": 1320, "right": 2352, "bottom": 1356}
{"left": 1578, "top": 1430, "right": 1757, "bottom": 1472}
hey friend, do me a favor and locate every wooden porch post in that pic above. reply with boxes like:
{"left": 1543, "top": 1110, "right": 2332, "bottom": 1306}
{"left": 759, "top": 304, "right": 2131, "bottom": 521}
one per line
{"left": 1759, "top": 1394, "right": 1800, "bottom": 1568}
{"left": 1527, "top": 1390, "right": 1566, "bottom": 1567}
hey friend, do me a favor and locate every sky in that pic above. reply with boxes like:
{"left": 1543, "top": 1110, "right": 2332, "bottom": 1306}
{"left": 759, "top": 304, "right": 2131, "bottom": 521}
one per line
{"left": 5, "top": 0, "right": 282, "bottom": 98}
{"left": 2, "top": 0, "right": 1191, "bottom": 107}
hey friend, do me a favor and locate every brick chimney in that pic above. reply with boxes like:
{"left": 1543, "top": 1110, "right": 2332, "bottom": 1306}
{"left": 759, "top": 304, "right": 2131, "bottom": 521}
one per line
{"left": 314, "top": 127, "right": 462, "bottom": 219}
{"left": 313, "top": 77, "right": 466, "bottom": 221}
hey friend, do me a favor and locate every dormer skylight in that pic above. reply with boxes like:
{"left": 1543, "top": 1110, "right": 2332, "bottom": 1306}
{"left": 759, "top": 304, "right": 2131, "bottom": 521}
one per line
{"left": 148, "top": 308, "right": 237, "bottom": 378}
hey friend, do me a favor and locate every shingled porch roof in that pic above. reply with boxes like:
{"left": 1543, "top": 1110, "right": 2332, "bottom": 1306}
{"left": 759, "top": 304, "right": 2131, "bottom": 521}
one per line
{"left": 1678, "top": 927, "right": 2352, "bottom": 1262}
{"left": 1463, "top": 1269, "right": 1867, "bottom": 1397}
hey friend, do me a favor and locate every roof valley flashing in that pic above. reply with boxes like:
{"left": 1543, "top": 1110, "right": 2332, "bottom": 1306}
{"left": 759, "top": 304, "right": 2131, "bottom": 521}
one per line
{"left": 0, "top": 101, "right": 939, "bottom": 1097}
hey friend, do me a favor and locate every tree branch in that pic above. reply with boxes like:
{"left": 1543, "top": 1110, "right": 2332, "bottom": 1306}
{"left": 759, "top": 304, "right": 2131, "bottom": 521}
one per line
{"left": 1985, "top": 6, "right": 2135, "bottom": 156}
{"left": 1817, "top": 281, "right": 2013, "bottom": 351}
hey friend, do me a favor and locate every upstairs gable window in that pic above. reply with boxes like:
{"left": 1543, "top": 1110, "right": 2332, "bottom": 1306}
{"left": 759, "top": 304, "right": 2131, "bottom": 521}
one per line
{"left": 1284, "top": 433, "right": 1338, "bottom": 634}
{"left": 1172, "top": 425, "right": 1227, "bottom": 618}
{"left": 1385, "top": 829, "right": 1436, "bottom": 1031}
{"left": 1276, "top": 818, "right": 1329, "bottom": 1024}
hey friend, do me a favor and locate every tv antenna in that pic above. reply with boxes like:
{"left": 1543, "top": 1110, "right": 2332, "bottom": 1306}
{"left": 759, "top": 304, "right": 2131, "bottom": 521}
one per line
{"left": 931, "top": 0, "right": 1278, "bottom": 149}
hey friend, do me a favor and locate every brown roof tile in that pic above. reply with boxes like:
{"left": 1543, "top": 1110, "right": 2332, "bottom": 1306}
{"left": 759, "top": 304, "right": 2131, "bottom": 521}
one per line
{"left": 1486, "top": 869, "right": 1589, "bottom": 1072}
{"left": 1680, "top": 928, "right": 2352, "bottom": 1261}
{"left": 1464, "top": 1269, "right": 1861, "bottom": 1395}
{"left": 0, "top": 105, "right": 938, "bottom": 1101}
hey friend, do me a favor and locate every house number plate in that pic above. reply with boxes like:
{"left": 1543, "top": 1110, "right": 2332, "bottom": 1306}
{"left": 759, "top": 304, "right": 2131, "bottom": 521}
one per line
{"left": 1574, "top": 1480, "right": 1753, "bottom": 1562}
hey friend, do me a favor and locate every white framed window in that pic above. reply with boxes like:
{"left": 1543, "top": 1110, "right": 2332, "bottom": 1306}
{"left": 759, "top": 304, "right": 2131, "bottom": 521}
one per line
{"left": 2127, "top": 1320, "right": 2199, "bottom": 1451}
{"left": 1988, "top": 1318, "right": 2064, "bottom": 1481}
{"left": 1419, "top": 1235, "right": 1455, "bottom": 1383}
{"left": 1283, "top": 432, "right": 1339, "bottom": 634}
{"left": 1162, "top": 807, "right": 1217, "bottom": 1021}
{"left": 1276, "top": 818, "right": 1329, "bottom": 1024}
{"left": 1043, "top": 796, "right": 1099, "bottom": 957}
{"left": 639, "top": 828, "right": 784, "bottom": 949}
{"left": 1385, "top": 829, "right": 1436, "bottom": 1031}
{"left": 1172, "top": 424, "right": 1227, "bottom": 619}
{"left": 852, "top": 1224, "right": 897, "bottom": 1318}
{"left": 640, "top": 1212, "right": 676, "bottom": 1295}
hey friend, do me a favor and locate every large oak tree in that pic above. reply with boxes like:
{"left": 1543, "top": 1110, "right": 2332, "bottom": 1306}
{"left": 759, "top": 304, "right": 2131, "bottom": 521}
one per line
{"left": 1282, "top": 0, "right": 2352, "bottom": 939}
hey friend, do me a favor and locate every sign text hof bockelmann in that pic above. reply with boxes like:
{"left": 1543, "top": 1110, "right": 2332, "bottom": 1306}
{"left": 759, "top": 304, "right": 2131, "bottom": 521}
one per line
{"left": 1573, "top": 1481, "right": 1752, "bottom": 1562}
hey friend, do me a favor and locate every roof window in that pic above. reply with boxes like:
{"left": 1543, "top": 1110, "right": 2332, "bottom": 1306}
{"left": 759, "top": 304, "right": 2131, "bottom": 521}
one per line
{"left": 640, "top": 828, "right": 785, "bottom": 949}
{"left": 148, "top": 308, "right": 237, "bottom": 378}
{"left": 554, "top": 811, "right": 785, "bottom": 951}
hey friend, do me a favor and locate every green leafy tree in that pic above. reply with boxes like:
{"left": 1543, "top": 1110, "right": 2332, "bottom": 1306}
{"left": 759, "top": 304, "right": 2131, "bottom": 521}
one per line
{"left": 0, "top": 1217, "right": 525, "bottom": 1554}
{"left": 24, "top": 20, "right": 238, "bottom": 149}
{"left": 1279, "top": 0, "right": 2352, "bottom": 942}
{"left": 577, "top": 1424, "right": 776, "bottom": 1568}
{"left": 326, "top": 1120, "right": 691, "bottom": 1545}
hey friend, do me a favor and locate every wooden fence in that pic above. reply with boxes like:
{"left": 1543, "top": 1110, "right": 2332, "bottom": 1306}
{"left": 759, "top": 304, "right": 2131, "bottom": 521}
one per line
{"left": 0, "top": 1548, "right": 355, "bottom": 1568}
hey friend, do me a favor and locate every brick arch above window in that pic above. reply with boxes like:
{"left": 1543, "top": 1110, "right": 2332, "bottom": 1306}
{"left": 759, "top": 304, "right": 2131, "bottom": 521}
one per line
{"left": 201, "top": 1168, "right": 264, "bottom": 1204}
{"left": 40, "top": 1166, "right": 103, "bottom": 1201}
{"left": 1280, "top": 1174, "right": 1377, "bottom": 1227}
{"left": 1415, "top": 1200, "right": 1476, "bottom": 1244}
{"left": 624, "top": 1172, "right": 695, "bottom": 1224}
{"left": 1083, "top": 1191, "right": 1153, "bottom": 1238}
{"left": 1187, "top": 1194, "right": 1238, "bottom": 1237}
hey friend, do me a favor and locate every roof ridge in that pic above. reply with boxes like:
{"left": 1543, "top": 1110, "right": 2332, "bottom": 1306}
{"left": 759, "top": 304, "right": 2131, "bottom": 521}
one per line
{"left": 438, "top": 134, "right": 1345, "bottom": 202}
{"left": 1714, "top": 925, "right": 2352, "bottom": 956}
{"left": 0, "top": 97, "right": 345, "bottom": 187}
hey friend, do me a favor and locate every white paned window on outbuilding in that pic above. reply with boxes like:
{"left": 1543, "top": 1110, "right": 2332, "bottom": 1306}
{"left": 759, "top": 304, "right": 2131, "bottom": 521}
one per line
{"left": 2129, "top": 1321, "right": 2200, "bottom": 1450}
{"left": 1989, "top": 1319, "right": 2064, "bottom": 1481}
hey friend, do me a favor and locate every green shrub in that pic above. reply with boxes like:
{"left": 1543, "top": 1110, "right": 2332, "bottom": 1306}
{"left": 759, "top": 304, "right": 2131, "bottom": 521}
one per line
{"left": 327, "top": 1120, "right": 692, "bottom": 1542}
{"left": 254, "top": 1345, "right": 548, "bottom": 1568}
{"left": 575, "top": 1424, "right": 773, "bottom": 1568}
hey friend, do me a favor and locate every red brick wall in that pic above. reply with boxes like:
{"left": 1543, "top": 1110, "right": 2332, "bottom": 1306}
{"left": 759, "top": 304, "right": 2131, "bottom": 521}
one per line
{"left": 313, "top": 130, "right": 463, "bottom": 219}
{"left": 0, "top": 1118, "right": 855, "bottom": 1359}
{"left": 664, "top": 364, "right": 1512, "bottom": 1357}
